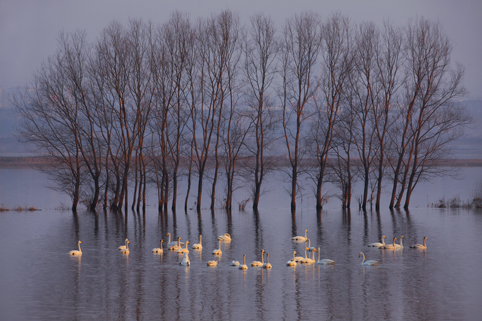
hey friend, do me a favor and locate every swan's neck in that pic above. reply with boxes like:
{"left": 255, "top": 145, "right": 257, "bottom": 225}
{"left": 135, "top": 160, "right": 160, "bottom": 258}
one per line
{"left": 261, "top": 251, "right": 264, "bottom": 263}
{"left": 382, "top": 237, "right": 385, "bottom": 245}
{"left": 400, "top": 238, "right": 403, "bottom": 246}
{"left": 243, "top": 255, "right": 246, "bottom": 265}
{"left": 218, "top": 240, "right": 221, "bottom": 250}
{"left": 78, "top": 242, "right": 82, "bottom": 251}
{"left": 168, "top": 234, "right": 171, "bottom": 244}
{"left": 266, "top": 254, "right": 269, "bottom": 264}
{"left": 293, "top": 251, "right": 296, "bottom": 261}
{"left": 361, "top": 253, "right": 365, "bottom": 263}
{"left": 305, "top": 248, "right": 308, "bottom": 258}
{"left": 305, "top": 230, "right": 307, "bottom": 238}
{"left": 423, "top": 238, "right": 426, "bottom": 247}
{"left": 200, "top": 235, "right": 202, "bottom": 244}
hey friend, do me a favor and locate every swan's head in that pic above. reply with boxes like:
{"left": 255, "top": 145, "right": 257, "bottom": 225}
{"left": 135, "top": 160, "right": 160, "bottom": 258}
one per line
{"left": 160, "top": 240, "right": 163, "bottom": 244}
{"left": 424, "top": 236, "right": 427, "bottom": 240}
{"left": 305, "top": 247, "right": 310, "bottom": 251}
{"left": 401, "top": 235, "right": 405, "bottom": 239}
{"left": 78, "top": 241, "right": 82, "bottom": 244}
{"left": 225, "top": 233, "right": 231, "bottom": 237}
{"left": 358, "top": 252, "right": 363, "bottom": 257}
{"left": 166, "top": 233, "right": 170, "bottom": 237}
{"left": 293, "top": 251, "right": 297, "bottom": 255}
{"left": 178, "top": 237, "right": 181, "bottom": 240}
{"left": 127, "top": 240, "right": 130, "bottom": 244}
{"left": 186, "top": 241, "right": 189, "bottom": 245}
{"left": 312, "top": 248, "right": 317, "bottom": 252}
{"left": 383, "top": 236, "right": 387, "bottom": 239}
{"left": 262, "top": 249, "right": 265, "bottom": 253}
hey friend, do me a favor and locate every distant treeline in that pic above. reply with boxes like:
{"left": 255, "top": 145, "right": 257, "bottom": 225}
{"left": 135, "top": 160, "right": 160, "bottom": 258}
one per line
{"left": 12, "top": 11, "right": 470, "bottom": 212}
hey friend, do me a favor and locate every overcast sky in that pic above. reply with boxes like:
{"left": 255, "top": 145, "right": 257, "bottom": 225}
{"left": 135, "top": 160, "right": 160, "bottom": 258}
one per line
{"left": 1, "top": 0, "right": 481, "bottom": 99}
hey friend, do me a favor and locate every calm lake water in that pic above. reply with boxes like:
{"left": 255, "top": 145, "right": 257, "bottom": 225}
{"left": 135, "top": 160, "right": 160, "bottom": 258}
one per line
{"left": 1, "top": 167, "right": 482, "bottom": 320}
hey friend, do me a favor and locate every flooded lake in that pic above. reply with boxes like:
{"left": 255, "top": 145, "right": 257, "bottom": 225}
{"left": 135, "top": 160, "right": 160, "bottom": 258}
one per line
{"left": 1, "top": 167, "right": 482, "bottom": 320}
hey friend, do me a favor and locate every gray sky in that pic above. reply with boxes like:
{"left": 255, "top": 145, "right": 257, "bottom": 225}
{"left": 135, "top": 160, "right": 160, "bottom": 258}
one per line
{"left": 1, "top": 0, "right": 481, "bottom": 99}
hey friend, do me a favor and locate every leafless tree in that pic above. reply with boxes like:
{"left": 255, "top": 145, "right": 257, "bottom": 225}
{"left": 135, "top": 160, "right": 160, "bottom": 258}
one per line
{"left": 311, "top": 13, "right": 353, "bottom": 210}
{"left": 279, "top": 12, "right": 321, "bottom": 211}
{"left": 242, "top": 13, "right": 280, "bottom": 210}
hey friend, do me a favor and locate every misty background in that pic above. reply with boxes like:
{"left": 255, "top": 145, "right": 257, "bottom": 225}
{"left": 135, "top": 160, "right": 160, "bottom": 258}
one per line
{"left": 1, "top": 0, "right": 481, "bottom": 157}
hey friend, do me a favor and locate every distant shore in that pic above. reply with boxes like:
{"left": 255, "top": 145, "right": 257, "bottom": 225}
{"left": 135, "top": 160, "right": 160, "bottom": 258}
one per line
{"left": 2, "top": 155, "right": 482, "bottom": 169}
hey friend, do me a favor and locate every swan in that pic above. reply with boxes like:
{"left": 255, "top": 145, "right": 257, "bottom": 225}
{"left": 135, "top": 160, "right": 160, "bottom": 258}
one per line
{"left": 207, "top": 260, "right": 218, "bottom": 267}
{"left": 120, "top": 240, "right": 130, "bottom": 255}
{"left": 359, "top": 252, "right": 378, "bottom": 266}
{"left": 368, "top": 236, "right": 386, "bottom": 247}
{"left": 177, "top": 241, "right": 190, "bottom": 254}
{"left": 292, "top": 229, "right": 308, "bottom": 242}
{"left": 263, "top": 253, "right": 272, "bottom": 269}
{"left": 251, "top": 249, "right": 265, "bottom": 267}
{"left": 410, "top": 236, "right": 427, "bottom": 250}
{"left": 231, "top": 260, "right": 240, "bottom": 266}
{"left": 287, "top": 251, "right": 298, "bottom": 266}
{"left": 394, "top": 236, "right": 404, "bottom": 250}
{"left": 239, "top": 254, "right": 248, "bottom": 270}
{"left": 218, "top": 233, "right": 232, "bottom": 242}
{"left": 152, "top": 240, "right": 164, "bottom": 253}
{"left": 180, "top": 252, "right": 190, "bottom": 266}
{"left": 316, "top": 247, "right": 334, "bottom": 265}
{"left": 301, "top": 247, "right": 317, "bottom": 264}
{"left": 192, "top": 235, "right": 203, "bottom": 250}
{"left": 293, "top": 251, "right": 305, "bottom": 263}
{"left": 212, "top": 239, "right": 222, "bottom": 255}
{"left": 118, "top": 239, "right": 129, "bottom": 251}
{"left": 168, "top": 237, "right": 182, "bottom": 251}
{"left": 166, "top": 233, "right": 184, "bottom": 247}
{"left": 379, "top": 237, "right": 397, "bottom": 250}
{"left": 69, "top": 241, "right": 82, "bottom": 256}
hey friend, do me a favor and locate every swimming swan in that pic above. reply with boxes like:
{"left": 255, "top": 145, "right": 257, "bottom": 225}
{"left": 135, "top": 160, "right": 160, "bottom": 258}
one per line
{"left": 263, "top": 253, "right": 272, "bottom": 269}
{"left": 316, "top": 247, "right": 334, "bottom": 265}
{"left": 231, "top": 260, "right": 240, "bottom": 266}
{"left": 177, "top": 241, "right": 190, "bottom": 254}
{"left": 69, "top": 241, "right": 82, "bottom": 256}
{"left": 152, "top": 240, "right": 164, "bottom": 253}
{"left": 394, "top": 236, "right": 404, "bottom": 250}
{"left": 239, "top": 254, "right": 248, "bottom": 270}
{"left": 212, "top": 239, "right": 222, "bottom": 255}
{"left": 379, "top": 237, "right": 397, "bottom": 250}
{"left": 118, "top": 239, "right": 129, "bottom": 251}
{"left": 292, "top": 229, "right": 308, "bottom": 242}
{"left": 120, "top": 240, "right": 130, "bottom": 255}
{"left": 359, "top": 252, "right": 378, "bottom": 266}
{"left": 368, "top": 236, "right": 386, "bottom": 247}
{"left": 180, "top": 252, "right": 190, "bottom": 266}
{"left": 287, "top": 251, "right": 298, "bottom": 266}
{"left": 410, "top": 236, "right": 427, "bottom": 250}
{"left": 301, "top": 247, "right": 317, "bottom": 264}
{"left": 218, "top": 233, "right": 232, "bottom": 242}
{"left": 169, "top": 237, "right": 182, "bottom": 251}
{"left": 192, "top": 235, "right": 203, "bottom": 250}
{"left": 207, "top": 260, "right": 218, "bottom": 267}
{"left": 251, "top": 249, "right": 265, "bottom": 267}
{"left": 307, "top": 239, "right": 315, "bottom": 251}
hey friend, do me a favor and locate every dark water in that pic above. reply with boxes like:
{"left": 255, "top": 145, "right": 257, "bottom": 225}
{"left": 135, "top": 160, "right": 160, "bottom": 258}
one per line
{"left": 1, "top": 168, "right": 482, "bottom": 320}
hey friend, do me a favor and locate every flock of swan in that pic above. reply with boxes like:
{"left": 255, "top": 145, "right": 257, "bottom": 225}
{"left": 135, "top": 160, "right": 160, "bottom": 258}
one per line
{"left": 68, "top": 230, "right": 428, "bottom": 269}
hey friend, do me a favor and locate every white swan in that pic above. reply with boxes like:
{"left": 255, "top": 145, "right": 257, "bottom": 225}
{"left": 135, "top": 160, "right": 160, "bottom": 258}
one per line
{"left": 207, "top": 260, "right": 218, "bottom": 267}
{"left": 218, "top": 233, "right": 232, "bottom": 242}
{"left": 359, "top": 252, "right": 378, "bottom": 266}
{"left": 239, "top": 254, "right": 248, "bottom": 270}
{"left": 212, "top": 239, "right": 222, "bottom": 255}
{"left": 69, "top": 241, "right": 82, "bottom": 256}
{"left": 301, "top": 247, "right": 317, "bottom": 264}
{"left": 152, "top": 240, "right": 164, "bottom": 253}
{"left": 177, "top": 241, "right": 190, "bottom": 254}
{"left": 379, "top": 237, "right": 397, "bottom": 250}
{"left": 180, "top": 252, "right": 190, "bottom": 266}
{"left": 287, "top": 251, "right": 298, "bottom": 266}
{"left": 394, "top": 235, "right": 404, "bottom": 250}
{"left": 368, "top": 236, "right": 386, "bottom": 247}
{"left": 293, "top": 251, "right": 305, "bottom": 263}
{"left": 410, "top": 236, "right": 427, "bottom": 250}
{"left": 166, "top": 233, "right": 184, "bottom": 247}
{"left": 316, "top": 247, "right": 334, "bottom": 265}
{"left": 118, "top": 238, "right": 129, "bottom": 251}
{"left": 168, "top": 237, "right": 182, "bottom": 251}
{"left": 292, "top": 229, "right": 308, "bottom": 242}
{"left": 192, "top": 235, "right": 203, "bottom": 250}
{"left": 231, "top": 260, "right": 240, "bottom": 266}
{"left": 263, "top": 253, "right": 272, "bottom": 269}
{"left": 251, "top": 249, "right": 265, "bottom": 267}
{"left": 120, "top": 240, "right": 130, "bottom": 255}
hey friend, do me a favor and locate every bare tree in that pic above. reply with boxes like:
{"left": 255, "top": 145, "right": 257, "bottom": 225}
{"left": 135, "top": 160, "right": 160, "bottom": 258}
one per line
{"left": 242, "top": 13, "right": 280, "bottom": 210}
{"left": 279, "top": 12, "right": 321, "bottom": 211}
{"left": 311, "top": 13, "right": 353, "bottom": 210}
